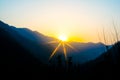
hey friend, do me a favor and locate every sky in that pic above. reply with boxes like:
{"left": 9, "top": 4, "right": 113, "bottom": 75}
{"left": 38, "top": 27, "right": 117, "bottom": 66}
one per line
{"left": 0, "top": 0, "right": 120, "bottom": 44}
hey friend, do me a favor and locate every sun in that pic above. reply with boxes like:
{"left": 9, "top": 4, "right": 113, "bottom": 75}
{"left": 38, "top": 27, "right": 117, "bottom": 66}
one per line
{"left": 48, "top": 34, "right": 76, "bottom": 61}
{"left": 58, "top": 35, "right": 68, "bottom": 41}
{"left": 47, "top": 33, "right": 77, "bottom": 61}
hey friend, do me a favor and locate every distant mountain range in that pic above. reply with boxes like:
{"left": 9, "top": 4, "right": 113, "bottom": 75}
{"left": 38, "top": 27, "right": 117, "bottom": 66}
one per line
{"left": 0, "top": 20, "right": 108, "bottom": 64}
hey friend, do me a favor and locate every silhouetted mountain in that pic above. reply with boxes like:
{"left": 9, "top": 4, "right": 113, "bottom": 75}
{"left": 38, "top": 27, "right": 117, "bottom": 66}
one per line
{"left": 0, "top": 21, "right": 44, "bottom": 72}
{"left": 0, "top": 20, "right": 55, "bottom": 79}
{"left": 0, "top": 20, "right": 53, "bottom": 63}
{"left": 81, "top": 41, "right": 120, "bottom": 79}
{"left": 0, "top": 20, "right": 107, "bottom": 64}
{"left": 16, "top": 28, "right": 55, "bottom": 43}
{"left": 84, "top": 41, "right": 120, "bottom": 65}
{"left": 67, "top": 42, "right": 106, "bottom": 64}
{"left": 1, "top": 20, "right": 119, "bottom": 80}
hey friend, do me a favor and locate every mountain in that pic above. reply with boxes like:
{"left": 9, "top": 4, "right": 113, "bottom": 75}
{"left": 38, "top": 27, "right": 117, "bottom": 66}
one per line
{"left": 0, "top": 21, "right": 45, "bottom": 73}
{"left": 1, "top": 20, "right": 116, "bottom": 79}
{"left": 0, "top": 20, "right": 54, "bottom": 63}
{"left": 16, "top": 28, "right": 55, "bottom": 43}
{"left": 67, "top": 42, "right": 106, "bottom": 64}
{"left": 0, "top": 20, "right": 107, "bottom": 64}
{"left": 81, "top": 41, "right": 120, "bottom": 79}
{"left": 85, "top": 41, "right": 120, "bottom": 65}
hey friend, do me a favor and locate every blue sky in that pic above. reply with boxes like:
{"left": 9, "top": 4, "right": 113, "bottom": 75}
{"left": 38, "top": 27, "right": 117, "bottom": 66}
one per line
{"left": 0, "top": 0, "right": 120, "bottom": 44}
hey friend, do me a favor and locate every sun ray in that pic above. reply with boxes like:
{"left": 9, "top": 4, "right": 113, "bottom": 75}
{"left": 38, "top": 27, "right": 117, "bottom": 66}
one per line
{"left": 49, "top": 35, "right": 75, "bottom": 61}
{"left": 62, "top": 42, "right": 67, "bottom": 60}
{"left": 49, "top": 42, "right": 62, "bottom": 60}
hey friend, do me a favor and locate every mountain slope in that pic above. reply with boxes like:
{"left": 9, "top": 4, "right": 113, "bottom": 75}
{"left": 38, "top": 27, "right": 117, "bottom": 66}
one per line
{"left": 67, "top": 42, "right": 106, "bottom": 63}
{"left": 0, "top": 20, "right": 53, "bottom": 63}
{"left": 0, "top": 20, "right": 106, "bottom": 64}
{"left": 0, "top": 24, "right": 44, "bottom": 72}
{"left": 81, "top": 41, "right": 120, "bottom": 79}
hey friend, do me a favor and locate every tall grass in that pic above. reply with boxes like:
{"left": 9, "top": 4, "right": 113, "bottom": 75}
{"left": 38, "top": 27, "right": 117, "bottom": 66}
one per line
{"left": 102, "top": 27, "right": 109, "bottom": 52}
{"left": 112, "top": 20, "right": 119, "bottom": 43}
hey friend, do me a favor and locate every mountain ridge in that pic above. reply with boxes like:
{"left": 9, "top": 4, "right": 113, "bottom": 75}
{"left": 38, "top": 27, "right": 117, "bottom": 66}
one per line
{"left": 0, "top": 20, "right": 107, "bottom": 64}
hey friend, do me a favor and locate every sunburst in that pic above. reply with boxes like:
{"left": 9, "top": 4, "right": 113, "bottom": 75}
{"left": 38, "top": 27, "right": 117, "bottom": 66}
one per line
{"left": 48, "top": 35, "right": 76, "bottom": 61}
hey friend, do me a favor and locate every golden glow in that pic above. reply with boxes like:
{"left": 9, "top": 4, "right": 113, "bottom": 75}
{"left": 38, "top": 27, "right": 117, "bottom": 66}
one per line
{"left": 49, "top": 38, "right": 76, "bottom": 60}
{"left": 1, "top": 0, "right": 119, "bottom": 45}
{"left": 58, "top": 35, "right": 68, "bottom": 41}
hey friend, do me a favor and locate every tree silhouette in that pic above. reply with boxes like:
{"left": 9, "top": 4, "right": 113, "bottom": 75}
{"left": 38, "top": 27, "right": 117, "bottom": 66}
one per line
{"left": 67, "top": 57, "right": 73, "bottom": 72}
{"left": 57, "top": 55, "right": 62, "bottom": 67}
